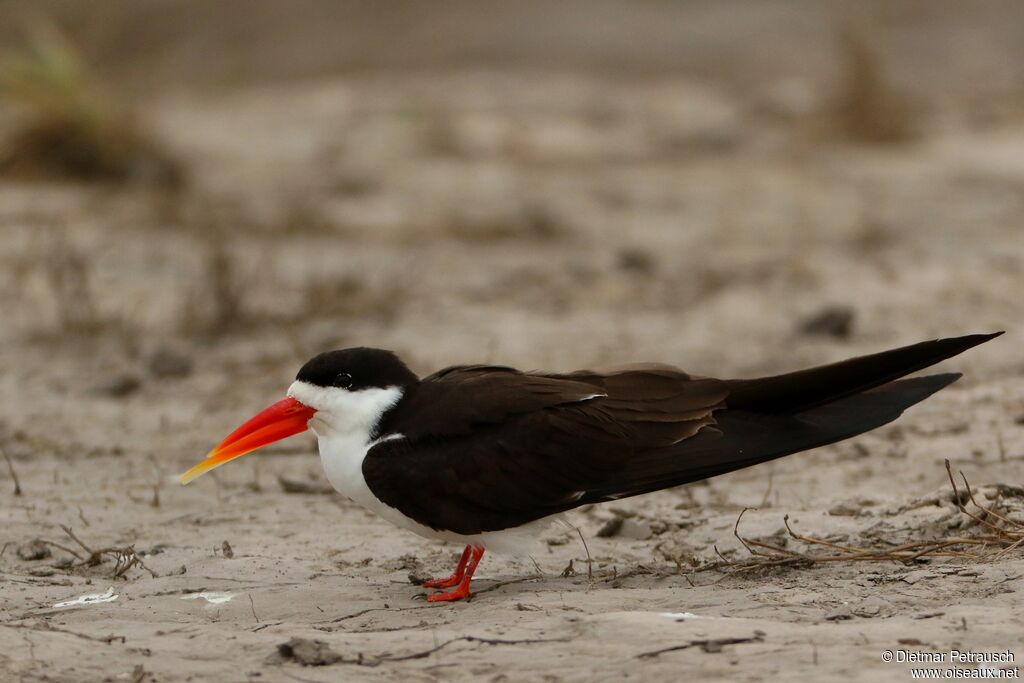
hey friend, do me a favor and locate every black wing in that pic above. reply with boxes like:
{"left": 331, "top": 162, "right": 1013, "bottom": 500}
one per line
{"left": 372, "top": 364, "right": 612, "bottom": 439}
{"left": 365, "top": 363, "right": 727, "bottom": 534}
{"left": 362, "top": 333, "right": 999, "bottom": 534}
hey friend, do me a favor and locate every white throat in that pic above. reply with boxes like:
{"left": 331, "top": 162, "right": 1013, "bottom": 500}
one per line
{"left": 287, "top": 380, "right": 402, "bottom": 443}
{"left": 287, "top": 380, "right": 403, "bottom": 505}
{"left": 285, "top": 379, "right": 551, "bottom": 556}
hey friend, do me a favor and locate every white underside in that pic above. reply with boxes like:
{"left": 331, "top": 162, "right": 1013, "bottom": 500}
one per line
{"left": 288, "top": 380, "right": 553, "bottom": 556}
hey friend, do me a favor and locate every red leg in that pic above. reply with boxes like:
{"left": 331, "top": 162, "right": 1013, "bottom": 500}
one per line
{"left": 422, "top": 545, "right": 473, "bottom": 589}
{"left": 427, "top": 546, "right": 484, "bottom": 603}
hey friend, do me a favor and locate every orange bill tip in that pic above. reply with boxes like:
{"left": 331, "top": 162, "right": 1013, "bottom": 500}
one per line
{"left": 179, "top": 396, "right": 316, "bottom": 485}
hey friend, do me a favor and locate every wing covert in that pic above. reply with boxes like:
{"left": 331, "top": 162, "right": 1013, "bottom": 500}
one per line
{"left": 363, "top": 365, "right": 729, "bottom": 534}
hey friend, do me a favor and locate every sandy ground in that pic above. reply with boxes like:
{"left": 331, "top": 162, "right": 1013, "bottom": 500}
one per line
{"left": 2, "top": 4, "right": 1024, "bottom": 681}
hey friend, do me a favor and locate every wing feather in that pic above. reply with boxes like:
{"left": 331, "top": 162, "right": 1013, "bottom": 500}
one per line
{"left": 362, "top": 335, "right": 996, "bottom": 535}
{"left": 364, "top": 364, "right": 727, "bottom": 533}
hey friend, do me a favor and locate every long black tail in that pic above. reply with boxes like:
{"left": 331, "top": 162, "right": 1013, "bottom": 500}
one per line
{"left": 584, "top": 333, "right": 1001, "bottom": 503}
{"left": 725, "top": 332, "right": 1002, "bottom": 413}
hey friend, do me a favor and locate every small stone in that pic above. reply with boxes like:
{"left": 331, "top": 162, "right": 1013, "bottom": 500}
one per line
{"left": 596, "top": 517, "right": 624, "bottom": 538}
{"left": 616, "top": 248, "right": 657, "bottom": 275}
{"left": 825, "top": 605, "right": 854, "bottom": 621}
{"left": 137, "top": 544, "right": 167, "bottom": 557}
{"left": 978, "top": 567, "right": 1008, "bottom": 583}
{"left": 407, "top": 571, "right": 431, "bottom": 586}
{"left": 798, "top": 305, "right": 855, "bottom": 339}
{"left": 91, "top": 374, "right": 141, "bottom": 398}
{"left": 381, "top": 553, "right": 421, "bottom": 572}
{"left": 854, "top": 603, "right": 880, "bottom": 617}
{"left": 596, "top": 517, "right": 652, "bottom": 540}
{"left": 828, "top": 502, "right": 862, "bottom": 517}
{"left": 898, "top": 638, "right": 925, "bottom": 646}
{"left": 901, "top": 570, "right": 936, "bottom": 585}
{"left": 617, "top": 519, "right": 653, "bottom": 541}
{"left": 277, "top": 475, "right": 333, "bottom": 494}
{"left": 853, "top": 596, "right": 894, "bottom": 618}
{"left": 17, "top": 540, "right": 51, "bottom": 561}
{"left": 271, "top": 638, "right": 343, "bottom": 666}
{"left": 146, "top": 346, "right": 193, "bottom": 379}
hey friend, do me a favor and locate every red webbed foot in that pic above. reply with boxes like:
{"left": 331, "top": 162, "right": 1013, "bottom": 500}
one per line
{"left": 424, "top": 545, "right": 485, "bottom": 604}
{"left": 421, "top": 545, "right": 473, "bottom": 589}
{"left": 426, "top": 583, "right": 473, "bottom": 602}
{"left": 422, "top": 575, "right": 461, "bottom": 589}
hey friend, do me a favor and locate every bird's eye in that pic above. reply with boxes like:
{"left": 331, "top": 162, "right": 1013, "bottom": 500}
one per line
{"left": 334, "top": 372, "right": 353, "bottom": 389}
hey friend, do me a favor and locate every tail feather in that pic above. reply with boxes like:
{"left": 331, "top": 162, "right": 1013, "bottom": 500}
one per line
{"left": 583, "top": 332, "right": 1004, "bottom": 504}
{"left": 725, "top": 332, "right": 1002, "bottom": 414}
{"left": 585, "top": 373, "right": 962, "bottom": 503}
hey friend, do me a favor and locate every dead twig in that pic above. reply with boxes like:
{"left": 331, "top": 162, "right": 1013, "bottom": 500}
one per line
{"left": 248, "top": 593, "right": 260, "bottom": 624}
{"left": 274, "top": 633, "right": 567, "bottom": 669}
{"left": 0, "top": 621, "right": 125, "bottom": 644}
{"left": 720, "top": 461, "right": 1023, "bottom": 575}
{"left": 575, "top": 526, "right": 594, "bottom": 581}
{"left": 732, "top": 508, "right": 766, "bottom": 557}
{"left": 471, "top": 575, "right": 543, "bottom": 597}
{"left": 637, "top": 631, "right": 766, "bottom": 658}
{"left": 38, "top": 539, "right": 85, "bottom": 560}
{"left": 56, "top": 525, "right": 157, "bottom": 579}
{"left": 320, "top": 604, "right": 436, "bottom": 625}
{"left": 360, "top": 635, "right": 569, "bottom": 667}
{"left": 2, "top": 445, "right": 22, "bottom": 496}
{"left": 759, "top": 469, "right": 774, "bottom": 508}
{"left": 958, "top": 467, "right": 1022, "bottom": 531}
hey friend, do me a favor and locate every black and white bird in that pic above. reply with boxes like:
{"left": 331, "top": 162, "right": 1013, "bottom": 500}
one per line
{"left": 181, "top": 332, "right": 1000, "bottom": 602}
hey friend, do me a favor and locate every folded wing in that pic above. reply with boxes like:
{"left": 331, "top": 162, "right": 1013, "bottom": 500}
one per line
{"left": 363, "top": 333, "right": 999, "bottom": 534}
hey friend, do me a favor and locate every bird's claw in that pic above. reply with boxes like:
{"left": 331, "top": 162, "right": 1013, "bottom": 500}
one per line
{"left": 426, "top": 584, "right": 473, "bottom": 603}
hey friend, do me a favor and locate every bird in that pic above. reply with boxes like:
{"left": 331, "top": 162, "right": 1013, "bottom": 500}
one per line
{"left": 180, "top": 332, "right": 1001, "bottom": 602}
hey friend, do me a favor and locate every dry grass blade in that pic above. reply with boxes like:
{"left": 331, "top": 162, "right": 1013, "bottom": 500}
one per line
{"left": 365, "top": 635, "right": 569, "bottom": 667}
{"left": 722, "top": 461, "right": 1022, "bottom": 574}
{"left": 1, "top": 445, "right": 22, "bottom": 496}
{"left": 956, "top": 465, "right": 1023, "bottom": 531}
{"left": 637, "top": 631, "right": 766, "bottom": 659}
{"left": 575, "top": 526, "right": 594, "bottom": 581}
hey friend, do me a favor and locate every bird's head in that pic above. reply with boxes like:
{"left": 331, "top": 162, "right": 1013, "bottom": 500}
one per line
{"left": 179, "top": 348, "right": 417, "bottom": 484}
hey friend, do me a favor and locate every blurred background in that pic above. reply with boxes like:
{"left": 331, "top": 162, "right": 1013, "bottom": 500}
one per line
{"left": 0, "top": 0, "right": 1020, "bottom": 461}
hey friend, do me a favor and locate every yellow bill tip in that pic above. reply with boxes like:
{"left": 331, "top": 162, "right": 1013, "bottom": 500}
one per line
{"left": 179, "top": 452, "right": 222, "bottom": 485}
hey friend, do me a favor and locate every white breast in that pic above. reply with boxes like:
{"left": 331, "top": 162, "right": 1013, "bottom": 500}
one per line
{"left": 286, "top": 380, "right": 552, "bottom": 556}
{"left": 287, "top": 380, "right": 404, "bottom": 511}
